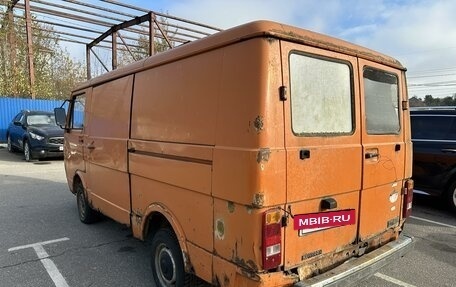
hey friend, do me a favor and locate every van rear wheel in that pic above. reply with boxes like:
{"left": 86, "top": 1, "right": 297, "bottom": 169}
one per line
{"left": 75, "top": 181, "right": 99, "bottom": 223}
{"left": 150, "top": 228, "right": 190, "bottom": 287}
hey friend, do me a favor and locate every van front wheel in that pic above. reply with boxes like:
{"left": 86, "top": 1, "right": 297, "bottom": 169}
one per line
{"left": 75, "top": 181, "right": 98, "bottom": 224}
{"left": 151, "top": 228, "right": 188, "bottom": 287}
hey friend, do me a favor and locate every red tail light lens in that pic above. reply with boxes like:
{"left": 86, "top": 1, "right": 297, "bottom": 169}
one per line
{"left": 402, "top": 179, "right": 414, "bottom": 218}
{"left": 262, "top": 209, "right": 282, "bottom": 270}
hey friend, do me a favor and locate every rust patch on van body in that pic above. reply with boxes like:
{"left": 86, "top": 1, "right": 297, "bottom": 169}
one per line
{"left": 256, "top": 148, "right": 270, "bottom": 163}
{"left": 133, "top": 210, "right": 143, "bottom": 226}
{"left": 215, "top": 219, "right": 225, "bottom": 240}
{"left": 227, "top": 201, "right": 235, "bottom": 213}
{"left": 253, "top": 116, "right": 264, "bottom": 132}
{"left": 252, "top": 193, "right": 265, "bottom": 208}
{"left": 233, "top": 257, "right": 259, "bottom": 273}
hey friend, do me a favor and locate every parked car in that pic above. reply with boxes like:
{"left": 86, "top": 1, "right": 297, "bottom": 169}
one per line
{"left": 411, "top": 106, "right": 456, "bottom": 212}
{"left": 6, "top": 110, "right": 64, "bottom": 161}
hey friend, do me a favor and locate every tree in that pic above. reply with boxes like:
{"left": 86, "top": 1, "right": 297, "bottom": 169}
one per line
{"left": 0, "top": 10, "right": 85, "bottom": 99}
{"left": 409, "top": 96, "right": 425, "bottom": 107}
{"left": 418, "top": 94, "right": 456, "bottom": 107}
{"left": 441, "top": 96, "right": 455, "bottom": 106}
{"left": 423, "top": 95, "right": 436, "bottom": 106}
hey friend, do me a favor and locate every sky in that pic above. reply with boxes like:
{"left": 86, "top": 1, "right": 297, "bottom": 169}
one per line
{"left": 31, "top": 0, "right": 456, "bottom": 99}
{"left": 122, "top": 0, "right": 456, "bottom": 99}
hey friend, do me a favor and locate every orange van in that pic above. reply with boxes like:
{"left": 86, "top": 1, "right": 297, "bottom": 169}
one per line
{"left": 55, "top": 20, "right": 414, "bottom": 287}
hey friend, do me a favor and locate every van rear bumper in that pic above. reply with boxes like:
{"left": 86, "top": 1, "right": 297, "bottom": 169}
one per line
{"left": 294, "top": 234, "right": 414, "bottom": 287}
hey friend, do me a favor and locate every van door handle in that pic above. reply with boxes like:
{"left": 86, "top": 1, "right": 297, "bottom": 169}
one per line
{"left": 87, "top": 144, "right": 95, "bottom": 150}
{"left": 365, "top": 152, "right": 379, "bottom": 159}
{"left": 441, "top": 148, "right": 456, "bottom": 153}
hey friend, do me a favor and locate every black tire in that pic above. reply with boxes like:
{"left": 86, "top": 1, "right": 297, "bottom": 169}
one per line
{"left": 445, "top": 182, "right": 456, "bottom": 213}
{"left": 75, "top": 181, "right": 99, "bottom": 224}
{"left": 151, "top": 228, "right": 190, "bottom": 287}
{"left": 23, "top": 141, "right": 33, "bottom": 161}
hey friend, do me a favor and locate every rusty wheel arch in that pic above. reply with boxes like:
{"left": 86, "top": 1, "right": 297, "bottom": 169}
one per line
{"left": 140, "top": 204, "right": 193, "bottom": 274}
{"left": 144, "top": 212, "right": 172, "bottom": 241}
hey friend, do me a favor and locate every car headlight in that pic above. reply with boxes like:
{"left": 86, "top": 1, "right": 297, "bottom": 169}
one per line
{"left": 29, "top": 132, "right": 45, "bottom": 141}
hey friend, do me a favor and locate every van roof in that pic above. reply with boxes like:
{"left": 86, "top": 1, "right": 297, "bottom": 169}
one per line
{"left": 77, "top": 20, "right": 405, "bottom": 90}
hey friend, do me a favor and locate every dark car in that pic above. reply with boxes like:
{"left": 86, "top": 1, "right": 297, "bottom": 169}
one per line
{"left": 6, "top": 110, "right": 64, "bottom": 161}
{"left": 411, "top": 107, "right": 456, "bottom": 212}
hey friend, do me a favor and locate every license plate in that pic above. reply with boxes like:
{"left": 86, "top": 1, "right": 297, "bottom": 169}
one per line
{"left": 59, "top": 146, "right": 64, "bottom": 151}
{"left": 294, "top": 209, "right": 356, "bottom": 235}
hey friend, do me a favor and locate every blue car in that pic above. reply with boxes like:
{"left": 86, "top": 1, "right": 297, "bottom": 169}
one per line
{"left": 6, "top": 110, "right": 64, "bottom": 161}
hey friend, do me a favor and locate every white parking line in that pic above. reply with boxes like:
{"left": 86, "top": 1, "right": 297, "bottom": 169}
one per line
{"left": 8, "top": 237, "right": 70, "bottom": 287}
{"left": 375, "top": 273, "right": 417, "bottom": 287}
{"left": 410, "top": 216, "right": 456, "bottom": 229}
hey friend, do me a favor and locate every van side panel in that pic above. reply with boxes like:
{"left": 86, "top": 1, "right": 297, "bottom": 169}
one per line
{"left": 130, "top": 49, "right": 221, "bottom": 145}
{"left": 129, "top": 48, "right": 222, "bottom": 267}
{"left": 129, "top": 141, "right": 212, "bottom": 195}
{"left": 130, "top": 175, "right": 214, "bottom": 253}
{"left": 85, "top": 75, "right": 133, "bottom": 225}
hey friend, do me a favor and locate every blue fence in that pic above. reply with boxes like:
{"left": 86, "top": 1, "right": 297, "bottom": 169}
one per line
{"left": 0, "top": 97, "right": 65, "bottom": 142}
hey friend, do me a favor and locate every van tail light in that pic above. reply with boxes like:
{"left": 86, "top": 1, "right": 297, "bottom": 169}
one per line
{"left": 402, "top": 179, "right": 414, "bottom": 218}
{"left": 262, "top": 209, "right": 282, "bottom": 270}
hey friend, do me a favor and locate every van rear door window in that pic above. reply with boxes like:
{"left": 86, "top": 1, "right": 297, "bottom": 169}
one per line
{"left": 289, "top": 53, "right": 353, "bottom": 135}
{"left": 363, "top": 67, "right": 399, "bottom": 134}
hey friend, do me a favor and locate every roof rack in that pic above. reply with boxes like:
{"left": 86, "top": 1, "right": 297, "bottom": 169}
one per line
{"left": 85, "top": 4, "right": 222, "bottom": 79}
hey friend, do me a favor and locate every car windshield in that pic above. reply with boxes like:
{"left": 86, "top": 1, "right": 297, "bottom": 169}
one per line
{"left": 27, "top": 114, "right": 57, "bottom": 126}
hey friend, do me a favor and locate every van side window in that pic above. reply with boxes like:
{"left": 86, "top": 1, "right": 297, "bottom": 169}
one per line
{"left": 70, "top": 94, "right": 86, "bottom": 129}
{"left": 363, "top": 67, "right": 399, "bottom": 134}
{"left": 289, "top": 53, "right": 353, "bottom": 135}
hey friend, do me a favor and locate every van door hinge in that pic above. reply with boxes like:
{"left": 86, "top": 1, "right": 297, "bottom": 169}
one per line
{"left": 402, "top": 100, "right": 409, "bottom": 110}
{"left": 279, "top": 86, "right": 287, "bottom": 101}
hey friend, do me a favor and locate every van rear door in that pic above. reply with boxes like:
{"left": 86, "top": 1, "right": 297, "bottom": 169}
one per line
{"left": 357, "top": 59, "right": 405, "bottom": 241}
{"left": 280, "top": 42, "right": 362, "bottom": 271}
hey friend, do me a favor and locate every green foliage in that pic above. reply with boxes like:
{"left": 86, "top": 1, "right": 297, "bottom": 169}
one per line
{"left": 0, "top": 11, "right": 85, "bottom": 99}
{"left": 410, "top": 94, "right": 456, "bottom": 107}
